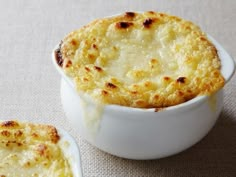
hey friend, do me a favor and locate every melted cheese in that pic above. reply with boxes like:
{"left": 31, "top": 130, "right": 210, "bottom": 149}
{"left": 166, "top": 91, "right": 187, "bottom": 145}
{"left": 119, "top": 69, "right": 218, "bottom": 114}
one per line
{"left": 0, "top": 121, "right": 73, "bottom": 177}
{"left": 79, "top": 93, "right": 104, "bottom": 136}
{"left": 59, "top": 11, "right": 225, "bottom": 108}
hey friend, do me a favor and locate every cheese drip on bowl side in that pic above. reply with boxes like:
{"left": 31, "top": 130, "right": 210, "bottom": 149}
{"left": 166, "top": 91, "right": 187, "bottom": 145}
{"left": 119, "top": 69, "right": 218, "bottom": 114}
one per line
{"left": 57, "top": 11, "right": 225, "bottom": 109}
{"left": 0, "top": 121, "right": 73, "bottom": 177}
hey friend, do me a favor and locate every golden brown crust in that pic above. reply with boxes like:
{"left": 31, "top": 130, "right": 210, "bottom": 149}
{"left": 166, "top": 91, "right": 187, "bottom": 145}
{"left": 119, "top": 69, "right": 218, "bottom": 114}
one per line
{"left": 59, "top": 11, "right": 225, "bottom": 108}
{"left": 0, "top": 120, "right": 72, "bottom": 176}
{"left": 0, "top": 121, "right": 60, "bottom": 144}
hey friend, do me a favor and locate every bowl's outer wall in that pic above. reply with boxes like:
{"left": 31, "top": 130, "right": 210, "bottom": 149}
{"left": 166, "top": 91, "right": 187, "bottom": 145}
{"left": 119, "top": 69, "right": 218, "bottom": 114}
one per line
{"left": 61, "top": 79, "right": 223, "bottom": 159}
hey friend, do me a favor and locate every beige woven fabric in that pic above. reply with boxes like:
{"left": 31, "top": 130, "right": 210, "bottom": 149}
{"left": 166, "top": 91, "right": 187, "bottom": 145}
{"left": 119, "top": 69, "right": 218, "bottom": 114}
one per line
{"left": 0, "top": 0, "right": 235, "bottom": 176}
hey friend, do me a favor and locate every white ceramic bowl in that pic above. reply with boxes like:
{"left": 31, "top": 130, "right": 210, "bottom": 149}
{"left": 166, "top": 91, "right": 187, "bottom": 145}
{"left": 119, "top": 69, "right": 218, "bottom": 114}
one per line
{"left": 52, "top": 35, "right": 235, "bottom": 160}
{"left": 57, "top": 128, "right": 83, "bottom": 177}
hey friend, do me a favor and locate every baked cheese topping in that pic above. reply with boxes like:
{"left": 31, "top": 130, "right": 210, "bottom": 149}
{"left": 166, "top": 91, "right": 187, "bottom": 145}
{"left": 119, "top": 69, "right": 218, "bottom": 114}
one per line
{"left": 0, "top": 121, "right": 73, "bottom": 177}
{"left": 57, "top": 11, "right": 225, "bottom": 108}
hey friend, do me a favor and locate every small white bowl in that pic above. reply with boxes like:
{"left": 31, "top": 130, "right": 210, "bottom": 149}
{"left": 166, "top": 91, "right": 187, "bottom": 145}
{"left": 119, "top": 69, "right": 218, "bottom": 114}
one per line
{"left": 52, "top": 35, "right": 235, "bottom": 160}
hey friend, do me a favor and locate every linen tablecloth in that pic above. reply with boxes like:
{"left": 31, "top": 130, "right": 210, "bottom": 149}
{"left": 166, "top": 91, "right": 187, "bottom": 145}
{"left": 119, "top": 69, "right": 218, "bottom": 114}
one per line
{"left": 0, "top": 0, "right": 235, "bottom": 176}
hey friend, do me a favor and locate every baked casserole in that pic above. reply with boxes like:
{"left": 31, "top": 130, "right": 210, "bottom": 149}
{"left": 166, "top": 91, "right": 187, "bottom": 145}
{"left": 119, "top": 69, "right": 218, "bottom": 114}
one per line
{"left": 55, "top": 11, "right": 225, "bottom": 108}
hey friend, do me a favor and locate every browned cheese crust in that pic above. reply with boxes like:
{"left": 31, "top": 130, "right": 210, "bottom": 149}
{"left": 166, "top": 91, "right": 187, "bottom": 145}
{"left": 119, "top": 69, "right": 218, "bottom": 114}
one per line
{"left": 0, "top": 121, "right": 72, "bottom": 176}
{"left": 58, "top": 11, "right": 225, "bottom": 108}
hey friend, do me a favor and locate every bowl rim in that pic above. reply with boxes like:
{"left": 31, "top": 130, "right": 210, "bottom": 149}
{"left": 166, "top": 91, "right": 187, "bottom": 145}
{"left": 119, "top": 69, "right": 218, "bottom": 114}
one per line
{"left": 57, "top": 127, "right": 83, "bottom": 177}
{"left": 52, "top": 34, "right": 235, "bottom": 113}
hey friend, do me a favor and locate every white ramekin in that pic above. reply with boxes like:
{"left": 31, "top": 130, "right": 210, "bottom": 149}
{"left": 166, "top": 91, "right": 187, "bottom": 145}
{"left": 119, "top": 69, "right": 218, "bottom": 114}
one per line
{"left": 52, "top": 35, "right": 235, "bottom": 160}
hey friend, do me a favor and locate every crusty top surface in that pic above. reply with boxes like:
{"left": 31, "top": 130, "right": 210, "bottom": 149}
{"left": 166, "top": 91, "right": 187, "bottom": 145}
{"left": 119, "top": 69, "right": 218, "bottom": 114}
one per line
{"left": 0, "top": 121, "right": 73, "bottom": 176}
{"left": 58, "top": 11, "right": 224, "bottom": 108}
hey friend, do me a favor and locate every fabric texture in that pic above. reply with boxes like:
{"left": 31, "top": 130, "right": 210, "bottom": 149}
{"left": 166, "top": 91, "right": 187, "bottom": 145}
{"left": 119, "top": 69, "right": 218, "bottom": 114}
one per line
{"left": 0, "top": 0, "right": 235, "bottom": 176}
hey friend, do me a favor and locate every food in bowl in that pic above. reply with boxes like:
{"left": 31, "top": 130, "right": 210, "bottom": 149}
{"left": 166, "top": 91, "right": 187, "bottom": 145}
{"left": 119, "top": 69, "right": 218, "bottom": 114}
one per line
{"left": 0, "top": 120, "right": 82, "bottom": 177}
{"left": 55, "top": 11, "right": 225, "bottom": 108}
{"left": 53, "top": 11, "right": 235, "bottom": 159}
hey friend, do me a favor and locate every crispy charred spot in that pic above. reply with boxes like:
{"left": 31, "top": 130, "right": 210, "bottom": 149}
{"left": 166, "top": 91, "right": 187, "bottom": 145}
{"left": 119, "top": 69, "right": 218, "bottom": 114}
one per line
{"left": 49, "top": 127, "right": 60, "bottom": 143}
{"left": 92, "top": 44, "right": 98, "bottom": 49}
{"left": 178, "top": 91, "right": 184, "bottom": 96}
{"left": 101, "top": 90, "right": 108, "bottom": 95}
{"left": 150, "top": 58, "right": 158, "bottom": 68}
{"left": 71, "top": 39, "right": 77, "bottom": 46}
{"left": 1, "top": 121, "right": 19, "bottom": 127}
{"left": 1, "top": 130, "right": 11, "bottom": 137}
{"left": 24, "top": 162, "right": 31, "bottom": 167}
{"left": 55, "top": 42, "right": 63, "bottom": 67}
{"left": 4, "top": 140, "right": 21, "bottom": 147}
{"left": 212, "top": 46, "right": 218, "bottom": 54}
{"left": 31, "top": 132, "right": 38, "bottom": 138}
{"left": 184, "top": 25, "right": 191, "bottom": 30}
{"left": 37, "top": 144, "right": 48, "bottom": 156}
{"left": 116, "top": 22, "right": 133, "bottom": 29}
{"left": 135, "top": 100, "right": 146, "bottom": 106}
{"left": 212, "top": 70, "right": 220, "bottom": 77}
{"left": 5, "top": 141, "right": 9, "bottom": 147}
{"left": 144, "top": 81, "right": 151, "bottom": 87}
{"left": 187, "top": 89, "right": 192, "bottom": 93}
{"left": 185, "top": 95, "right": 195, "bottom": 102}
{"left": 17, "top": 142, "right": 22, "bottom": 146}
{"left": 85, "top": 67, "right": 91, "bottom": 72}
{"left": 163, "top": 76, "right": 170, "bottom": 81}
{"left": 83, "top": 77, "right": 89, "bottom": 82}
{"left": 150, "top": 58, "right": 158, "bottom": 63}
{"left": 144, "top": 81, "right": 156, "bottom": 89}
{"left": 200, "top": 36, "right": 207, "bottom": 41}
{"left": 14, "top": 130, "right": 23, "bottom": 137}
{"left": 177, "top": 77, "right": 186, "bottom": 83}
{"left": 94, "top": 66, "right": 103, "bottom": 72}
{"left": 106, "top": 82, "right": 117, "bottom": 89}
{"left": 130, "top": 91, "right": 138, "bottom": 94}
{"left": 155, "top": 107, "right": 165, "bottom": 112}
{"left": 159, "top": 13, "right": 165, "bottom": 17}
{"left": 153, "top": 94, "right": 159, "bottom": 100}
{"left": 148, "top": 11, "right": 155, "bottom": 14}
{"left": 125, "top": 12, "right": 136, "bottom": 18}
{"left": 88, "top": 54, "right": 96, "bottom": 60}
{"left": 65, "top": 60, "right": 72, "bottom": 68}
{"left": 143, "top": 18, "right": 156, "bottom": 28}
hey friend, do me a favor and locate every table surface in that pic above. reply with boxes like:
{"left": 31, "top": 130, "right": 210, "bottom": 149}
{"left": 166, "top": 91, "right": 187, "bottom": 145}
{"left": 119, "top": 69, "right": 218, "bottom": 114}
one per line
{"left": 0, "top": 0, "right": 235, "bottom": 177}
